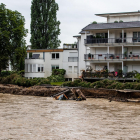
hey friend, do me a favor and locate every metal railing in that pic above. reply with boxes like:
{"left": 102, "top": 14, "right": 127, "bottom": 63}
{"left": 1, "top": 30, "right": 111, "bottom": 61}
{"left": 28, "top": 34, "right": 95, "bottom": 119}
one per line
{"left": 83, "top": 71, "right": 138, "bottom": 79}
{"left": 84, "top": 37, "right": 140, "bottom": 45}
{"left": 68, "top": 57, "right": 78, "bottom": 62}
{"left": 25, "top": 57, "right": 44, "bottom": 59}
{"left": 84, "top": 53, "right": 140, "bottom": 60}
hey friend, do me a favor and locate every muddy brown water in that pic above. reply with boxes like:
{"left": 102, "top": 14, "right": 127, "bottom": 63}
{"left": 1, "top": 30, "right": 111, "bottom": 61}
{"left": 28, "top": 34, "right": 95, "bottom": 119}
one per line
{"left": 0, "top": 93, "right": 140, "bottom": 140}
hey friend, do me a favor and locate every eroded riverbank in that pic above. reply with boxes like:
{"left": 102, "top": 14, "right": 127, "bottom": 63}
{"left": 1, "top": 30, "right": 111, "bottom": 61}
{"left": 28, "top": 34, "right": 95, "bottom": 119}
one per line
{"left": 1, "top": 84, "right": 140, "bottom": 102}
{"left": 0, "top": 94, "right": 140, "bottom": 139}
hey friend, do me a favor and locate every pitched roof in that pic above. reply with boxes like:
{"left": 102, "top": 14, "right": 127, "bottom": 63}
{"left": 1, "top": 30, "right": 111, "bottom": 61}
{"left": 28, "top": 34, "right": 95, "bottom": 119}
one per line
{"left": 82, "top": 21, "right": 140, "bottom": 31}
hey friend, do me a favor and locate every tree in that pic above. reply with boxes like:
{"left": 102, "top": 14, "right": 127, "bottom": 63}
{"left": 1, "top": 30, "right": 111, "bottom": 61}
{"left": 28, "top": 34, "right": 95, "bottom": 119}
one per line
{"left": 0, "top": 3, "right": 28, "bottom": 75}
{"left": 30, "top": 0, "right": 61, "bottom": 49}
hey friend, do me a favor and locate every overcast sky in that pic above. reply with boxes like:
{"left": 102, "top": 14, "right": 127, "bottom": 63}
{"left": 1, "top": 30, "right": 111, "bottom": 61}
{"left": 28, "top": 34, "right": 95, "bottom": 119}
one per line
{"left": 1, "top": 0, "right": 140, "bottom": 47}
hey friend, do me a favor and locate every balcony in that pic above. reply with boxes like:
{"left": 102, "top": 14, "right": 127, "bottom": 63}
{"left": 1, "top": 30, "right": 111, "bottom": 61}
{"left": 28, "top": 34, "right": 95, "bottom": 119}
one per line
{"left": 84, "top": 37, "right": 140, "bottom": 45}
{"left": 68, "top": 57, "right": 78, "bottom": 62}
{"left": 63, "top": 44, "right": 77, "bottom": 49}
{"left": 84, "top": 54, "right": 140, "bottom": 61}
{"left": 83, "top": 71, "right": 138, "bottom": 81}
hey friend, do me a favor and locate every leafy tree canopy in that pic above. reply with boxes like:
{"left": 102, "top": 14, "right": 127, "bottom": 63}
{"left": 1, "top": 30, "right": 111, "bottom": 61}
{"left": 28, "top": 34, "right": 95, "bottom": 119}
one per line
{"left": 30, "top": 0, "right": 61, "bottom": 49}
{"left": 0, "top": 3, "right": 28, "bottom": 75}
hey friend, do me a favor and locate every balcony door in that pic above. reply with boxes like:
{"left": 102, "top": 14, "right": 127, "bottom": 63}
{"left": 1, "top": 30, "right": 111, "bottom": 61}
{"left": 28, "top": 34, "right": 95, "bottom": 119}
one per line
{"left": 133, "top": 32, "right": 140, "bottom": 42}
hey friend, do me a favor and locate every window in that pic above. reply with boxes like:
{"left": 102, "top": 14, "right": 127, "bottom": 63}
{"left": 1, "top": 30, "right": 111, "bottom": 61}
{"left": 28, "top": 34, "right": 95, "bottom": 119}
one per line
{"left": 38, "top": 64, "right": 40, "bottom": 72}
{"left": 68, "top": 57, "right": 78, "bottom": 62}
{"left": 41, "top": 64, "right": 44, "bottom": 72}
{"left": 52, "top": 53, "right": 59, "bottom": 59}
{"left": 33, "top": 64, "right": 36, "bottom": 72}
{"left": 25, "top": 64, "right": 28, "bottom": 72}
{"left": 65, "top": 78, "right": 72, "bottom": 81}
{"left": 69, "top": 66, "right": 72, "bottom": 73}
{"left": 74, "top": 66, "right": 78, "bottom": 73}
{"left": 133, "top": 32, "right": 140, "bottom": 42}
{"left": 30, "top": 64, "right": 32, "bottom": 72}
{"left": 52, "top": 65, "right": 59, "bottom": 71}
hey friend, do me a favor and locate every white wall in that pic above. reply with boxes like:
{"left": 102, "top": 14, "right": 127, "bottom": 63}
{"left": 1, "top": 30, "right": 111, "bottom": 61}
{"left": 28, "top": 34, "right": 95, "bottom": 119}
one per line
{"left": 63, "top": 50, "right": 78, "bottom": 81}
{"left": 44, "top": 52, "right": 63, "bottom": 78}
{"left": 108, "top": 15, "right": 140, "bottom": 23}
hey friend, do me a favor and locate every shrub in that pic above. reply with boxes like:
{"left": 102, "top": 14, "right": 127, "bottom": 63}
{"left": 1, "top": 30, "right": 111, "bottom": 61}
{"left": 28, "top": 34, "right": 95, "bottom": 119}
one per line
{"left": 48, "top": 75, "right": 65, "bottom": 82}
{"left": 92, "top": 21, "right": 97, "bottom": 24}
{"left": 119, "top": 20, "right": 123, "bottom": 23}
{"left": 52, "top": 69, "right": 66, "bottom": 75}
{"left": 0, "top": 73, "right": 50, "bottom": 87}
{"left": 114, "top": 21, "right": 118, "bottom": 23}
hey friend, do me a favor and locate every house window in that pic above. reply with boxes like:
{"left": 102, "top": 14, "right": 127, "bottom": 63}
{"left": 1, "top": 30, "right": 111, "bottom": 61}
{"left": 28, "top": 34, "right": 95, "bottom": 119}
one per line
{"left": 52, "top": 65, "right": 59, "bottom": 71}
{"left": 41, "top": 64, "right": 44, "bottom": 72}
{"left": 38, "top": 64, "right": 40, "bottom": 72}
{"left": 25, "top": 64, "right": 28, "bottom": 72}
{"left": 52, "top": 53, "right": 59, "bottom": 59}
{"left": 133, "top": 32, "right": 140, "bottom": 42}
{"left": 69, "top": 66, "right": 72, "bottom": 73}
{"left": 65, "top": 78, "right": 72, "bottom": 81}
{"left": 30, "top": 64, "right": 32, "bottom": 72}
{"left": 33, "top": 64, "right": 36, "bottom": 72}
{"left": 120, "top": 33, "right": 126, "bottom": 38}
{"left": 74, "top": 66, "right": 77, "bottom": 73}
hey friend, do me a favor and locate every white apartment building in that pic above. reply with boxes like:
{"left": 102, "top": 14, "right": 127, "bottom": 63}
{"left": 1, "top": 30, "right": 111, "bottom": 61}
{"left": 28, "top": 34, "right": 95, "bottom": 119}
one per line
{"left": 25, "top": 44, "right": 78, "bottom": 81}
{"left": 74, "top": 11, "right": 140, "bottom": 80}
{"left": 25, "top": 11, "right": 140, "bottom": 81}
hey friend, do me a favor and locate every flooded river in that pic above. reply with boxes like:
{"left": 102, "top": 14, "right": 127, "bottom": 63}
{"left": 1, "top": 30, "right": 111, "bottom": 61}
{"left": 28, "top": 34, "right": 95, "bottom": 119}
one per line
{"left": 0, "top": 93, "right": 140, "bottom": 140}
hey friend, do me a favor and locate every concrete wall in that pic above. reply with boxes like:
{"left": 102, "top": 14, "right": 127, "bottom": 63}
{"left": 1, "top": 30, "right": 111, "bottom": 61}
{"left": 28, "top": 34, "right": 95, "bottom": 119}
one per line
{"left": 108, "top": 15, "right": 140, "bottom": 23}
{"left": 63, "top": 50, "right": 78, "bottom": 81}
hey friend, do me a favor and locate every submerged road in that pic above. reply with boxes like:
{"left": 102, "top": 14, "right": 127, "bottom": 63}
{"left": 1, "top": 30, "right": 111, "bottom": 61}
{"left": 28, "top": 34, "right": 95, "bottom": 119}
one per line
{"left": 0, "top": 93, "right": 140, "bottom": 140}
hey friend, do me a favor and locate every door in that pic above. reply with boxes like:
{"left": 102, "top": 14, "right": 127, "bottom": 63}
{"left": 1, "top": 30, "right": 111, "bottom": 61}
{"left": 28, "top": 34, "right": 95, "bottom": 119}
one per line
{"left": 123, "top": 66, "right": 128, "bottom": 74}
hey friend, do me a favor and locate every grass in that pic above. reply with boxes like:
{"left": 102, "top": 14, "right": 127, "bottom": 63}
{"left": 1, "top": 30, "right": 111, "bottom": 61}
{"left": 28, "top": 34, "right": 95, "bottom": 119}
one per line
{"left": 50, "top": 82, "right": 64, "bottom": 86}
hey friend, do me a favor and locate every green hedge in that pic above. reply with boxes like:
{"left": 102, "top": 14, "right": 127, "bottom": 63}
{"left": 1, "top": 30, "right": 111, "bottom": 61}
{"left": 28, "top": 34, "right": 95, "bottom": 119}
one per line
{"left": 63, "top": 79, "right": 140, "bottom": 90}
{"left": 0, "top": 74, "right": 50, "bottom": 87}
{"left": 52, "top": 69, "right": 66, "bottom": 75}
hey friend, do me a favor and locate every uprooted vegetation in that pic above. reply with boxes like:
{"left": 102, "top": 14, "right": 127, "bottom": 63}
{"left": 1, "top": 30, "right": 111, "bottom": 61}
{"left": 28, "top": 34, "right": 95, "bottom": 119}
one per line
{"left": 63, "top": 79, "right": 140, "bottom": 90}
{"left": 0, "top": 73, "right": 50, "bottom": 87}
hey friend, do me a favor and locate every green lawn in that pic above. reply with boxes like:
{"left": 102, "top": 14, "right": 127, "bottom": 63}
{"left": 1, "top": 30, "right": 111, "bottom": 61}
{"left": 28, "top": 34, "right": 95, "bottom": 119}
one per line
{"left": 50, "top": 82, "right": 64, "bottom": 86}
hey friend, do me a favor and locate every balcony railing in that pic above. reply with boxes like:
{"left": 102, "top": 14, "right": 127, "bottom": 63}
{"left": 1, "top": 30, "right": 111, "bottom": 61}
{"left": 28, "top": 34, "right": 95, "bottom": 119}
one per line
{"left": 25, "top": 57, "right": 44, "bottom": 59}
{"left": 83, "top": 71, "right": 138, "bottom": 79}
{"left": 84, "top": 37, "right": 140, "bottom": 45}
{"left": 68, "top": 57, "right": 78, "bottom": 62}
{"left": 84, "top": 54, "right": 140, "bottom": 60}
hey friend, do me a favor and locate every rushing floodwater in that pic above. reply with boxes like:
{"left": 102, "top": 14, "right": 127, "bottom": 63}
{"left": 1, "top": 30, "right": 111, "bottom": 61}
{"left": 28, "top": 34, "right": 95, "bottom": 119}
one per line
{"left": 0, "top": 93, "right": 140, "bottom": 140}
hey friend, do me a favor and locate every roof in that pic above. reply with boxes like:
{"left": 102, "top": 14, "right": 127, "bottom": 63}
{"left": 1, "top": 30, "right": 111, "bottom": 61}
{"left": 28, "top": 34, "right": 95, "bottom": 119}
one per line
{"left": 27, "top": 49, "right": 63, "bottom": 53}
{"left": 73, "top": 35, "right": 81, "bottom": 38}
{"left": 79, "top": 31, "right": 90, "bottom": 34}
{"left": 96, "top": 11, "right": 140, "bottom": 17}
{"left": 82, "top": 21, "right": 140, "bottom": 31}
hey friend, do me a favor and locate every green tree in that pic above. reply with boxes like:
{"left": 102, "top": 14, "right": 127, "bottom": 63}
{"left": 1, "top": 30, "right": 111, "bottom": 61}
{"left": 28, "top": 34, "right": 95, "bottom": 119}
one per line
{"left": 0, "top": 3, "right": 28, "bottom": 75}
{"left": 30, "top": 0, "right": 61, "bottom": 49}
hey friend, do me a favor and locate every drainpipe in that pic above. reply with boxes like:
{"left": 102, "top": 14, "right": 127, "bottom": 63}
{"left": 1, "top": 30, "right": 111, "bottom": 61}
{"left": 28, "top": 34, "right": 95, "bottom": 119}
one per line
{"left": 77, "top": 38, "right": 79, "bottom": 78}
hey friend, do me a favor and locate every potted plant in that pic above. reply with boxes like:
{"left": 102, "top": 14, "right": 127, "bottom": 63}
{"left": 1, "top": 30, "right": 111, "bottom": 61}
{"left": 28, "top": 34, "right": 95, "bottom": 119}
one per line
{"left": 116, "top": 56, "right": 119, "bottom": 59}
{"left": 124, "top": 51, "right": 127, "bottom": 59}
{"left": 88, "top": 53, "right": 91, "bottom": 59}
{"left": 104, "top": 56, "right": 107, "bottom": 60}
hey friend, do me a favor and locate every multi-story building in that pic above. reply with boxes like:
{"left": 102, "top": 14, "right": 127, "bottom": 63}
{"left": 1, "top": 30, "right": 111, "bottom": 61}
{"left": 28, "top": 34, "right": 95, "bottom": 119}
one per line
{"left": 75, "top": 11, "right": 140, "bottom": 80}
{"left": 25, "top": 11, "right": 140, "bottom": 81}
{"left": 25, "top": 44, "right": 78, "bottom": 81}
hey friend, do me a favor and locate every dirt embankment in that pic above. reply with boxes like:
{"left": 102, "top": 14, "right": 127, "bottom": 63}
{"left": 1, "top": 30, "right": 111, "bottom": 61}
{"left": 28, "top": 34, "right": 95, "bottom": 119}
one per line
{"left": 0, "top": 84, "right": 67, "bottom": 97}
{"left": 1, "top": 84, "right": 140, "bottom": 102}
